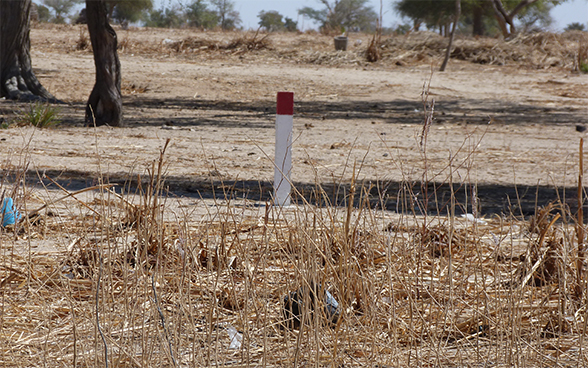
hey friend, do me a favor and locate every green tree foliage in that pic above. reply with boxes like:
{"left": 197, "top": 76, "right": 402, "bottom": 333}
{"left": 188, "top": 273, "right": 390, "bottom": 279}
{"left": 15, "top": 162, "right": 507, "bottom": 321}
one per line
{"left": 108, "top": 0, "right": 152, "bottom": 25}
{"left": 42, "top": 0, "right": 82, "bottom": 23}
{"left": 489, "top": 0, "right": 562, "bottom": 36}
{"left": 564, "top": 22, "right": 586, "bottom": 31}
{"left": 37, "top": 4, "right": 52, "bottom": 22}
{"left": 210, "top": 0, "right": 241, "bottom": 30}
{"left": 394, "top": 0, "right": 559, "bottom": 36}
{"left": 258, "top": 10, "right": 284, "bottom": 32}
{"left": 144, "top": 0, "right": 240, "bottom": 30}
{"left": 299, "top": 0, "right": 377, "bottom": 33}
{"left": 284, "top": 17, "right": 298, "bottom": 32}
{"left": 186, "top": 0, "right": 218, "bottom": 29}
{"left": 458, "top": 2, "right": 499, "bottom": 36}
{"left": 394, "top": 0, "right": 456, "bottom": 32}
{"left": 145, "top": 6, "right": 184, "bottom": 28}
{"left": 517, "top": 1, "right": 553, "bottom": 32}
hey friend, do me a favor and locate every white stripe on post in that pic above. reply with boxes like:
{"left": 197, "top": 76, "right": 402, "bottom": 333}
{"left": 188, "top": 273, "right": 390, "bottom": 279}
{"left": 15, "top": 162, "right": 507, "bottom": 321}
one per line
{"left": 274, "top": 92, "right": 294, "bottom": 207}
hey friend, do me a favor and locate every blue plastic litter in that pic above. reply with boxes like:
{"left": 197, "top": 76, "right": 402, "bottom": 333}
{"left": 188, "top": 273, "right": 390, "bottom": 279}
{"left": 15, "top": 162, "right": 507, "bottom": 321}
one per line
{"left": 1, "top": 197, "right": 20, "bottom": 227}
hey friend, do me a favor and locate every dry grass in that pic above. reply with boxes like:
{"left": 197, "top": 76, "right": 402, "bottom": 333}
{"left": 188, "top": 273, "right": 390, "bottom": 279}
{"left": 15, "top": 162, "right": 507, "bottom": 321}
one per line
{"left": 380, "top": 30, "right": 588, "bottom": 70}
{"left": 1, "top": 98, "right": 588, "bottom": 367}
{"left": 76, "top": 28, "right": 90, "bottom": 51}
{"left": 31, "top": 24, "right": 588, "bottom": 71}
{"left": 166, "top": 31, "right": 272, "bottom": 55}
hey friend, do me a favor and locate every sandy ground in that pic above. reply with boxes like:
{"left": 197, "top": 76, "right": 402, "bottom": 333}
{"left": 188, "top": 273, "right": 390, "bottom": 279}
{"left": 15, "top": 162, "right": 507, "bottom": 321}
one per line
{"left": 1, "top": 24, "right": 588, "bottom": 218}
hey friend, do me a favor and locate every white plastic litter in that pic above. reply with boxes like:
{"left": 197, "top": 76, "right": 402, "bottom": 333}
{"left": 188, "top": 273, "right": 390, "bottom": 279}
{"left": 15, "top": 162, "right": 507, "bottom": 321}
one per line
{"left": 461, "top": 213, "right": 487, "bottom": 225}
{"left": 226, "top": 325, "right": 242, "bottom": 349}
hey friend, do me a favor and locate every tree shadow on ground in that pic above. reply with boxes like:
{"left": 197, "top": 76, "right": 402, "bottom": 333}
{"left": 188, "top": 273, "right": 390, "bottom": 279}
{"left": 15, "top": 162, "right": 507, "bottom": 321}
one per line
{"left": 120, "top": 96, "right": 587, "bottom": 128}
{"left": 1, "top": 95, "right": 585, "bottom": 128}
{"left": 23, "top": 168, "right": 582, "bottom": 219}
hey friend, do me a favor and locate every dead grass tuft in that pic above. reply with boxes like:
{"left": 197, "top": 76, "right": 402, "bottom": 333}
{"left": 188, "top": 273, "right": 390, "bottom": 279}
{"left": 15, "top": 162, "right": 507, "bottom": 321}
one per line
{"left": 165, "top": 31, "right": 272, "bottom": 55}
{"left": 380, "top": 30, "right": 588, "bottom": 69}
{"left": 75, "top": 28, "right": 90, "bottom": 51}
{"left": 366, "top": 33, "right": 381, "bottom": 62}
{"left": 226, "top": 31, "right": 271, "bottom": 51}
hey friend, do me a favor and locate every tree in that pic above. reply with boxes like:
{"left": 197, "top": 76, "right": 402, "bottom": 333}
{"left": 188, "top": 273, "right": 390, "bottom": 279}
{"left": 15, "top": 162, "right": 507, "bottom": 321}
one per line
{"left": 299, "top": 0, "right": 377, "bottom": 33}
{"left": 0, "top": 0, "right": 57, "bottom": 101}
{"left": 284, "top": 17, "right": 298, "bottom": 32}
{"left": 517, "top": 0, "right": 553, "bottom": 32}
{"left": 210, "top": 0, "right": 241, "bottom": 30}
{"left": 258, "top": 10, "right": 284, "bottom": 32}
{"left": 565, "top": 22, "right": 586, "bottom": 31}
{"left": 394, "top": 0, "right": 559, "bottom": 37}
{"left": 185, "top": 0, "right": 218, "bottom": 29}
{"left": 42, "top": 0, "right": 82, "bottom": 23}
{"left": 108, "top": 0, "right": 153, "bottom": 25}
{"left": 394, "top": 0, "right": 456, "bottom": 34}
{"left": 36, "top": 4, "right": 52, "bottom": 22}
{"left": 491, "top": 0, "right": 562, "bottom": 37}
{"left": 145, "top": 6, "right": 184, "bottom": 27}
{"left": 85, "top": 0, "right": 122, "bottom": 126}
{"left": 440, "top": 0, "right": 461, "bottom": 71}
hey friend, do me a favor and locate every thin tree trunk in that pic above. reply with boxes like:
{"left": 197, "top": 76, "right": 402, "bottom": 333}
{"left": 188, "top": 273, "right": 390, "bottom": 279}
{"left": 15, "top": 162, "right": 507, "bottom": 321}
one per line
{"left": 472, "top": 5, "right": 485, "bottom": 36}
{"left": 492, "top": 0, "right": 540, "bottom": 37}
{"left": 440, "top": 0, "right": 461, "bottom": 71}
{"left": 492, "top": 0, "right": 513, "bottom": 37}
{"left": 0, "top": 0, "right": 57, "bottom": 101}
{"left": 85, "top": 0, "right": 122, "bottom": 126}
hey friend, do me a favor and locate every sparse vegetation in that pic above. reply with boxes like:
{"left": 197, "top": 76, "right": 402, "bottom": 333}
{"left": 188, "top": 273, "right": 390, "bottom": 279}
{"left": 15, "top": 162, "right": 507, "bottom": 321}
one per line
{"left": 144, "top": 0, "right": 240, "bottom": 29}
{"left": 42, "top": 0, "right": 83, "bottom": 24}
{"left": 298, "top": 0, "right": 378, "bottom": 33}
{"left": 256, "top": 10, "right": 299, "bottom": 33}
{"left": 185, "top": 0, "right": 219, "bottom": 29}
{"left": 36, "top": 4, "right": 52, "bottom": 23}
{"left": 566, "top": 22, "right": 586, "bottom": 32}
{"left": 210, "top": 0, "right": 241, "bottom": 30}
{"left": 258, "top": 10, "right": 285, "bottom": 32}
{"left": 75, "top": 27, "right": 89, "bottom": 50}
{"left": 108, "top": 0, "right": 153, "bottom": 26}
{"left": 145, "top": 6, "right": 184, "bottom": 28}
{"left": 394, "top": 0, "right": 555, "bottom": 37}
{"left": 17, "top": 102, "right": 60, "bottom": 128}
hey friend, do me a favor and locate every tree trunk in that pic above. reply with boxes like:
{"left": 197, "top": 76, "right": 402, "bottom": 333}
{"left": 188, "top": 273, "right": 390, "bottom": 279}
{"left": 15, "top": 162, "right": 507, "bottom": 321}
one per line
{"left": 472, "top": 5, "right": 485, "bottom": 36}
{"left": 85, "top": 0, "right": 122, "bottom": 127}
{"left": 0, "top": 0, "right": 57, "bottom": 102}
{"left": 492, "top": 0, "right": 540, "bottom": 38}
{"left": 492, "top": 0, "right": 513, "bottom": 37}
{"left": 440, "top": 0, "right": 461, "bottom": 72}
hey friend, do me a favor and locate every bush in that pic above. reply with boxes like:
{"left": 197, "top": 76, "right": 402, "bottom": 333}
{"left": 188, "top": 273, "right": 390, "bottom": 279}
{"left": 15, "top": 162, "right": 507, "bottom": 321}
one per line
{"left": 18, "top": 102, "right": 60, "bottom": 128}
{"left": 258, "top": 10, "right": 284, "bottom": 32}
{"left": 145, "top": 7, "right": 184, "bottom": 28}
{"left": 565, "top": 22, "right": 586, "bottom": 32}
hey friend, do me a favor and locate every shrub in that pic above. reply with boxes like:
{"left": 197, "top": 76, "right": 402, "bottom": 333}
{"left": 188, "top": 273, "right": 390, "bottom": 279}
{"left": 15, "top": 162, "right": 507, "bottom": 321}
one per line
{"left": 18, "top": 102, "right": 61, "bottom": 128}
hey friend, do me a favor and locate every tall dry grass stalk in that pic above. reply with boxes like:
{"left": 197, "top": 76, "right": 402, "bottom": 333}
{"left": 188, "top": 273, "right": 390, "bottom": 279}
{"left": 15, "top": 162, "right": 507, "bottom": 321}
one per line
{"left": 1, "top": 115, "right": 587, "bottom": 367}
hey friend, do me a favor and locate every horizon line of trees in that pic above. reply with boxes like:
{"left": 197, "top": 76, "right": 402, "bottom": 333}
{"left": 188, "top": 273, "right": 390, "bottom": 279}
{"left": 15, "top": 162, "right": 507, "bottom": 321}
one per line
{"left": 33, "top": 0, "right": 243, "bottom": 30}
{"left": 31, "top": 0, "right": 585, "bottom": 36}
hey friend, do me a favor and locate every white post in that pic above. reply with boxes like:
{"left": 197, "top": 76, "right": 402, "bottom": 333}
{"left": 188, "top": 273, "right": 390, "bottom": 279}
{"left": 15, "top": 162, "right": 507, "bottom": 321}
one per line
{"left": 274, "top": 92, "right": 294, "bottom": 207}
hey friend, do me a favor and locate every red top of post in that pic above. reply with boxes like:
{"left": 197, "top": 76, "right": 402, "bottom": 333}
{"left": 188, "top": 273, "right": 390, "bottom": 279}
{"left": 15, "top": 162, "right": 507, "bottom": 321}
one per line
{"left": 277, "top": 92, "right": 294, "bottom": 115}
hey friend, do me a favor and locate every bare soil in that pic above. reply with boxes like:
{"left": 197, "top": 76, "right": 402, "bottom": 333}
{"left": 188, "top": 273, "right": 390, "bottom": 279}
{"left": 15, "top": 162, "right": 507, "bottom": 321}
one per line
{"left": 1, "top": 24, "right": 588, "bottom": 216}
